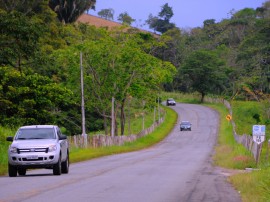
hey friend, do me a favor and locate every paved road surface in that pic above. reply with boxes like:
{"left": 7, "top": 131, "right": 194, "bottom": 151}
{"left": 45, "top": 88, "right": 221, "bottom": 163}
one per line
{"left": 0, "top": 103, "right": 241, "bottom": 202}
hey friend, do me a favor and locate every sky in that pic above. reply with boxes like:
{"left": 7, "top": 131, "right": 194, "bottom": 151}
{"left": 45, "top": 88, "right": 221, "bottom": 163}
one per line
{"left": 90, "top": 0, "right": 267, "bottom": 30}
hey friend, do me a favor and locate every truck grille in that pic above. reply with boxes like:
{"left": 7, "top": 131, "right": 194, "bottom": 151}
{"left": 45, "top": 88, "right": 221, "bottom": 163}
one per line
{"left": 17, "top": 148, "right": 48, "bottom": 154}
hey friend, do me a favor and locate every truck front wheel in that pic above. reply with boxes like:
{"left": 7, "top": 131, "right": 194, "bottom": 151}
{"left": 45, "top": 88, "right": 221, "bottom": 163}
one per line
{"left": 53, "top": 155, "right": 62, "bottom": 175}
{"left": 61, "top": 152, "right": 69, "bottom": 174}
{"left": 8, "top": 164, "right": 17, "bottom": 177}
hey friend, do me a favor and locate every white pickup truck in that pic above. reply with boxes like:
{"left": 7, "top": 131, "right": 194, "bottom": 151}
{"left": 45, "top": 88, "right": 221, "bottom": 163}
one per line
{"left": 6, "top": 125, "right": 69, "bottom": 177}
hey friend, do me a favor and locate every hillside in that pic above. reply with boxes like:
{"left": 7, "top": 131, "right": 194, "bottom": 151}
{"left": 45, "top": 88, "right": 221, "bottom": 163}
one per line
{"left": 77, "top": 14, "right": 123, "bottom": 29}
{"left": 76, "top": 13, "right": 159, "bottom": 37}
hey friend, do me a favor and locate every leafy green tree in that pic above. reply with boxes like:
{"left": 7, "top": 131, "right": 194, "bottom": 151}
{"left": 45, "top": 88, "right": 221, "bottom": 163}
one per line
{"left": 236, "top": 18, "right": 270, "bottom": 94}
{"left": 0, "top": 66, "right": 74, "bottom": 132}
{"left": 49, "top": 0, "right": 96, "bottom": 23}
{"left": 0, "top": 0, "right": 43, "bottom": 14}
{"left": 98, "top": 8, "right": 114, "bottom": 20}
{"left": 0, "top": 10, "right": 43, "bottom": 72}
{"left": 146, "top": 3, "right": 176, "bottom": 33}
{"left": 56, "top": 30, "right": 176, "bottom": 136}
{"left": 117, "top": 12, "right": 135, "bottom": 25}
{"left": 180, "top": 50, "right": 228, "bottom": 102}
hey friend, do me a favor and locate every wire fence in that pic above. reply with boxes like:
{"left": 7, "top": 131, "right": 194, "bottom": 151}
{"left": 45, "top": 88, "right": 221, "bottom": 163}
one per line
{"left": 68, "top": 117, "right": 164, "bottom": 148}
{"left": 205, "top": 97, "right": 263, "bottom": 163}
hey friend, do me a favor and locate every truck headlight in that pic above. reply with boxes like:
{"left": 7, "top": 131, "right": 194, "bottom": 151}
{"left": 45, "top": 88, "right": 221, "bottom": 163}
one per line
{"left": 48, "top": 145, "right": 57, "bottom": 152}
{"left": 9, "top": 147, "right": 18, "bottom": 153}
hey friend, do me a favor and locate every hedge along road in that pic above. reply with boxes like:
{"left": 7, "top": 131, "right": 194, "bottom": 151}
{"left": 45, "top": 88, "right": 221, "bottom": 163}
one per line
{"left": 0, "top": 103, "right": 241, "bottom": 202}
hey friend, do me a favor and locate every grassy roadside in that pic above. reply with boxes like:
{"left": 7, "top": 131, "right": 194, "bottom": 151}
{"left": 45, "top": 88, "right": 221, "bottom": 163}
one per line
{"left": 0, "top": 127, "right": 15, "bottom": 175}
{"left": 207, "top": 102, "right": 270, "bottom": 202}
{"left": 70, "top": 107, "right": 177, "bottom": 163}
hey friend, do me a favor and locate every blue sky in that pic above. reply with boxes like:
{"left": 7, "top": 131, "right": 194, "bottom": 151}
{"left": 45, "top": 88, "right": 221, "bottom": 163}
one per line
{"left": 90, "top": 0, "right": 267, "bottom": 29}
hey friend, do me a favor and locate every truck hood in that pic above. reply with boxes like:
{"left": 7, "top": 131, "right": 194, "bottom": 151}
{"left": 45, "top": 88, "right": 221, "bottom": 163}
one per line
{"left": 11, "top": 139, "right": 57, "bottom": 148}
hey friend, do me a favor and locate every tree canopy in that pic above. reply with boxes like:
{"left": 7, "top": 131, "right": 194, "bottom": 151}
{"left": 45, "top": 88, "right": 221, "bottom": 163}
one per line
{"left": 180, "top": 50, "right": 228, "bottom": 102}
{"left": 98, "top": 8, "right": 114, "bottom": 20}
{"left": 146, "top": 3, "right": 176, "bottom": 33}
{"left": 48, "top": 0, "right": 96, "bottom": 23}
{"left": 117, "top": 12, "right": 135, "bottom": 25}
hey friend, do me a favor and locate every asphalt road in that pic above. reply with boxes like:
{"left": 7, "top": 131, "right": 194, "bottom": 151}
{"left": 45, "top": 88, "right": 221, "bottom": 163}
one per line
{"left": 0, "top": 103, "right": 241, "bottom": 202}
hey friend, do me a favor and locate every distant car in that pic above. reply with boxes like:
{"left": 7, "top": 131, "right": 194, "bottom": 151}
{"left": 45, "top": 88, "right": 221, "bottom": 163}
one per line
{"left": 180, "top": 121, "right": 192, "bottom": 131}
{"left": 6, "top": 125, "right": 69, "bottom": 177}
{"left": 166, "top": 98, "right": 176, "bottom": 106}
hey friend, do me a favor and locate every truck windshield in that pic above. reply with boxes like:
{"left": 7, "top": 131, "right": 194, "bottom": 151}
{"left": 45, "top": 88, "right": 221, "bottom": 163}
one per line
{"left": 15, "top": 128, "right": 55, "bottom": 140}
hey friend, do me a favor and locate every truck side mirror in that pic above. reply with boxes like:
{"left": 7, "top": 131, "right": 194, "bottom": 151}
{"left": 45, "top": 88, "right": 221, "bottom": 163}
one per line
{"left": 6, "top": 136, "right": 13, "bottom": 142}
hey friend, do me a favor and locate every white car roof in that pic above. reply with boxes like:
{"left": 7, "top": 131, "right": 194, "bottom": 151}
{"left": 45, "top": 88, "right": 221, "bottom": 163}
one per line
{"left": 19, "top": 125, "right": 57, "bottom": 129}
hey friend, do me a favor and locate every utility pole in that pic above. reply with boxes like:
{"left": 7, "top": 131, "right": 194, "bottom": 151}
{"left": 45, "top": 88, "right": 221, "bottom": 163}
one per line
{"left": 80, "top": 52, "right": 87, "bottom": 147}
{"left": 111, "top": 97, "right": 115, "bottom": 137}
{"left": 158, "top": 97, "right": 160, "bottom": 123}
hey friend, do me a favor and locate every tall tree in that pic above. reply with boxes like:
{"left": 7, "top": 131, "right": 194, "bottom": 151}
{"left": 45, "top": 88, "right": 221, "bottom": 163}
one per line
{"left": 117, "top": 12, "right": 135, "bottom": 25}
{"left": 146, "top": 3, "right": 176, "bottom": 33}
{"left": 0, "top": 10, "right": 42, "bottom": 72}
{"left": 0, "top": 66, "right": 74, "bottom": 130}
{"left": 48, "top": 0, "right": 96, "bottom": 23}
{"left": 58, "top": 30, "right": 175, "bottom": 136}
{"left": 98, "top": 8, "right": 114, "bottom": 20}
{"left": 180, "top": 50, "right": 228, "bottom": 102}
{"left": 0, "top": 0, "right": 43, "bottom": 15}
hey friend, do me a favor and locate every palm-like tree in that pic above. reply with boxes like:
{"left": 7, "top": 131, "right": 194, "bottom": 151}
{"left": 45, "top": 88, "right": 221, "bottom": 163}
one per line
{"left": 49, "top": 0, "right": 96, "bottom": 24}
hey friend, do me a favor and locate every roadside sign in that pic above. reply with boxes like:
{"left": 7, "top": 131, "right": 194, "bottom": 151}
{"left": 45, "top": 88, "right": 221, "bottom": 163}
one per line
{"left": 226, "top": 114, "right": 232, "bottom": 121}
{"left": 252, "top": 125, "right": 266, "bottom": 144}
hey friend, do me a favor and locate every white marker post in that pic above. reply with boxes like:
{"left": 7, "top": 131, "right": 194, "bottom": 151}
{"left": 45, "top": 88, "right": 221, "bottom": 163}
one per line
{"left": 252, "top": 125, "right": 266, "bottom": 165}
{"left": 252, "top": 125, "right": 266, "bottom": 144}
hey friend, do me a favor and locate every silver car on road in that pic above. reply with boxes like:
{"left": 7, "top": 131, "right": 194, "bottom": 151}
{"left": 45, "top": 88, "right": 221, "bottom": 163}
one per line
{"left": 6, "top": 125, "right": 69, "bottom": 177}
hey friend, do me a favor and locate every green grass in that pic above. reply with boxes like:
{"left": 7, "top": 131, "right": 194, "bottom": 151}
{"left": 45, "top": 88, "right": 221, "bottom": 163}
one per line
{"left": 204, "top": 103, "right": 256, "bottom": 169}
{"left": 160, "top": 91, "right": 201, "bottom": 104}
{"left": 232, "top": 101, "right": 267, "bottom": 136}
{"left": 0, "top": 127, "right": 15, "bottom": 175}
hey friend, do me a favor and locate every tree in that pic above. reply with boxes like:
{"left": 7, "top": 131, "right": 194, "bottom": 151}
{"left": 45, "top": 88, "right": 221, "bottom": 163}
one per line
{"left": 66, "top": 30, "right": 175, "bottom": 136}
{"left": 146, "top": 3, "right": 176, "bottom": 33}
{"left": 236, "top": 18, "right": 270, "bottom": 94}
{"left": 159, "top": 3, "right": 173, "bottom": 21}
{"left": 98, "top": 8, "right": 114, "bottom": 20}
{"left": 0, "top": 66, "right": 74, "bottom": 131}
{"left": 180, "top": 50, "right": 228, "bottom": 102}
{"left": 117, "top": 12, "right": 135, "bottom": 25}
{"left": 0, "top": 0, "right": 43, "bottom": 15}
{"left": 0, "top": 10, "right": 43, "bottom": 72}
{"left": 48, "top": 0, "right": 96, "bottom": 23}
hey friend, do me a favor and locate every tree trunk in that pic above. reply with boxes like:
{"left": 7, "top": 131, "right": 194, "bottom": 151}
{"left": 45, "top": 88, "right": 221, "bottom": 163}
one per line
{"left": 120, "top": 98, "right": 126, "bottom": 136}
{"left": 200, "top": 92, "right": 205, "bottom": 103}
{"left": 103, "top": 112, "right": 108, "bottom": 135}
{"left": 114, "top": 102, "right": 120, "bottom": 136}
